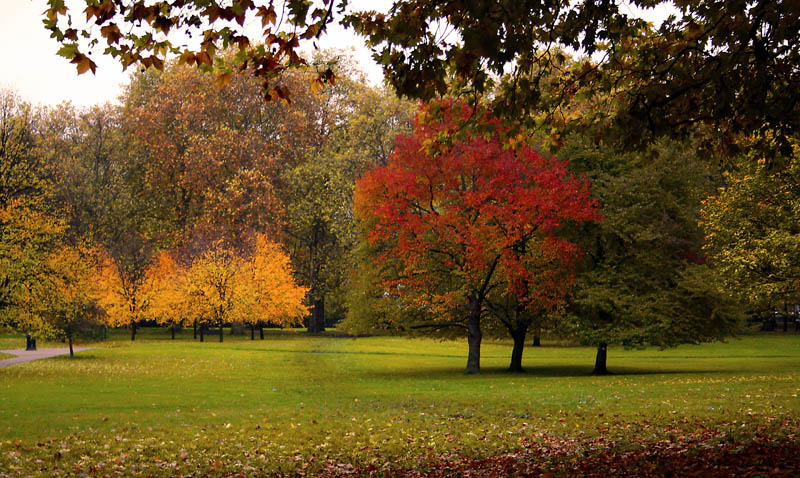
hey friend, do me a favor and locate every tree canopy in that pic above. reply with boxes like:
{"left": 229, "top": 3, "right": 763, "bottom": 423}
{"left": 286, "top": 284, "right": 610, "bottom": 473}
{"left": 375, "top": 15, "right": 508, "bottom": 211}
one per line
{"left": 355, "top": 100, "right": 599, "bottom": 373}
{"left": 701, "top": 135, "right": 800, "bottom": 312}
{"left": 44, "top": 0, "right": 800, "bottom": 155}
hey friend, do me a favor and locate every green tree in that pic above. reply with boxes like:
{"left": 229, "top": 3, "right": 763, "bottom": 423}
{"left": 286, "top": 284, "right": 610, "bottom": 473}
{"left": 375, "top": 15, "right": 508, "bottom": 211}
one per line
{"left": 0, "top": 90, "right": 50, "bottom": 210}
{"left": 0, "top": 89, "right": 62, "bottom": 327}
{"left": 564, "top": 136, "right": 742, "bottom": 374}
{"left": 13, "top": 244, "right": 101, "bottom": 359}
{"left": 281, "top": 67, "right": 414, "bottom": 333}
{"left": 701, "top": 135, "right": 800, "bottom": 327}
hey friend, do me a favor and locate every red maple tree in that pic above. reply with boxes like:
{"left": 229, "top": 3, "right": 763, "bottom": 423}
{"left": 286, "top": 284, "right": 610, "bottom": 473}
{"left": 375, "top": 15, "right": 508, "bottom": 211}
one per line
{"left": 355, "top": 100, "right": 600, "bottom": 373}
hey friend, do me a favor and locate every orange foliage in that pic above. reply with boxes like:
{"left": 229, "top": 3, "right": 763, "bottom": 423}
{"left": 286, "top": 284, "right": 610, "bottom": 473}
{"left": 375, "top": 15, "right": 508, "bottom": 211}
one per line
{"left": 146, "top": 251, "right": 189, "bottom": 327}
{"left": 93, "top": 250, "right": 154, "bottom": 330}
{"left": 243, "top": 234, "right": 309, "bottom": 326}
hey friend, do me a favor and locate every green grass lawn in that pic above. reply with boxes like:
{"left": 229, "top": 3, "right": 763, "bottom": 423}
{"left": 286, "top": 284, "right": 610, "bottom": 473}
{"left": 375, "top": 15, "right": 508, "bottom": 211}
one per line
{"left": 0, "top": 329, "right": 798, "bottom": 476}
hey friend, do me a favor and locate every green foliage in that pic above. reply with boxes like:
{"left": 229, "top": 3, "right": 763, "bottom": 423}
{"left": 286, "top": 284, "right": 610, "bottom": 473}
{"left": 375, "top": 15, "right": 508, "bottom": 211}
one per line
{"left": 11, "top": 245, "right": 102, "bottom": 346}
{"left": 0, "top": 204, "right": 65, "bottom": 323}
{"left": 0, "top": 89, "right": 69, "bottom": 327}
{"left": 563, "top": 136, "right": 742, "bottom": 350}
{"left": 347, "top": 0, "right": 800, "bottom": 156}
{"left": 278, "top": 64, "right": 414, "bottom": 331}
{"left": 701, "top": 137, "right": 800, "bottom": 309}
{"left": 0, "top": 90, "right": 52, "bottom": 211}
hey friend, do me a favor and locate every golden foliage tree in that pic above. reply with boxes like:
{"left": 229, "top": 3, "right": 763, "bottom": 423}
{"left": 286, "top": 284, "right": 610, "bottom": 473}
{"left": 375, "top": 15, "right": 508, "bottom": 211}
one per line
{"left": 243, "top": 235, "right": 309, "bottom": 337}
{"left": 147, "top": 251, "right": 190, "bottom": 339}
{"left": 94, "top": 248, "right": 154, "bottom": 340}
{"left": 184, "top": 244, "right": 247, "bottom": 342}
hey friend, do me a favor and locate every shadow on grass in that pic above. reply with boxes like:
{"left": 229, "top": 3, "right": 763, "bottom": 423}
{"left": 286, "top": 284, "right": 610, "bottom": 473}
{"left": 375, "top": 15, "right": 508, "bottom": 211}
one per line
{"left": 366, "top": 364, "right": 724, "bottom": 379}
{"left": 50, "top": 353, "right": 99, "bottom": 362}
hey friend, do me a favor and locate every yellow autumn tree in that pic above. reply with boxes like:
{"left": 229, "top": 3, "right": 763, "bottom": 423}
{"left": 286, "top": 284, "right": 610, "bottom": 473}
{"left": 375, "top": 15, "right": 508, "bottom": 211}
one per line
{"left": 184, "top": 243, "right": 249, "bottom": 343}
{"left": 94, "top": 248, "right": 155, "bottom": 340}
{"left": 243, "top": 235, "right": 309, "bottom": 339}
{"left": 147, "top": 251, "right": 190, "bottom": 339}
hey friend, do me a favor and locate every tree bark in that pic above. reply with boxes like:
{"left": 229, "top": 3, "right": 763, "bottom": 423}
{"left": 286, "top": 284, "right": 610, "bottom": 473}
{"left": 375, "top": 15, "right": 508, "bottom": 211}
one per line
{"left": 509, "top": 325, "right": 529, "bottom": 372}
{"left": 308, "top": 297, "right": 325, "bottom": 333}
{"left": 68, "top": 334, "right": 74, "bottom": 359}
{"left": 193, "top": 320, "right": 197, "bottom": 339}
{"left": 783, "top": 304, "right": 789, "bottom": 332}
{"left": 250, "top": 324, "right": 255, "bottom": 340}
{"left": 532, "top": 325, "right": 541, "bottom": 347}
{"left": 466, "top": 299, "right": 482, "bottom": 374}
{"left": 171, "top": 324, "right": 175, "bottom": 340}
{"left": 593, "top": 342, "right": 610, "bottom": 375}
{"left": 260, "top": 323, "right": 264, "bottom": 339}
{"left": 130, "top": 322, "right": 136, "bottom": 341}
{"left": 219, "top": 319, "right": 223, "bottom": 343}
{"left": 200, "top": 326, "right": 204, "bottom": 342}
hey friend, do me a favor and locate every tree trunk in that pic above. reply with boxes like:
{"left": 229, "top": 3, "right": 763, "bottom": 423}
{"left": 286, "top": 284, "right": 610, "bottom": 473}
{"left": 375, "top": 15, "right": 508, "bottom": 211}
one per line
{"left": 466, "top": 299, "right": 482, "bottom": 374}
{"left": 171, "top": 324, "right": 175, "bottom": 340}
{"left": 509, "top": 325, "right": 529, "bottom": 372}
{"left": 250, "top": 324, "right": 255, "bottom": 340}
{"left": 260, "top": 323, "right": 264, "bottom": 339}
{"left": 193, "top": 320, "right": 197, "bottom": 339}
{"left": 783, "top": 304, "right": 789, "bottom": 332}
{"left": 593, "top": 342, "right": 610, "bottom": 375}
{"left": 219, "top": 319, "right": 223, "bottom": 343}
{"left": 200, "top": 326, "right": 204, "bottom": 342}
{"left": 130, "top": 322, "right": 136, "bottom": 341}
{"left": 68, "top": 334, "right": 74, "bottom": 359}
{"left": 308, "top": 297, "right": 325, "bottom": 333}
{"left": 532, "top": 325, "right": 541, "bottom": 347}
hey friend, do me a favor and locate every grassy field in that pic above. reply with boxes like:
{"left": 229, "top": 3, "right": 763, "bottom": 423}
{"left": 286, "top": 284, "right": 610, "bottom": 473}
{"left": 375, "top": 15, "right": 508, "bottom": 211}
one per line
{"left": 0, "top": 329, "right": 798, "bottom": 476}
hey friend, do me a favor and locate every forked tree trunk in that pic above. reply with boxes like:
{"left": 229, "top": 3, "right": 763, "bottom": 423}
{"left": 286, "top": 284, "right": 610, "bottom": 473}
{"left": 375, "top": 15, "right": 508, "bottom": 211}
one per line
{"left": 68, "top": 334, "right": 74, "bottom": 359}
{"left": 509, "top": 324, "right": 529, "bottom": 372}
{"left": 466, "top": 299, "right": 482, "bottom": 374}
{"left": 593, "top": 342, "right": 609, "bottom": 375}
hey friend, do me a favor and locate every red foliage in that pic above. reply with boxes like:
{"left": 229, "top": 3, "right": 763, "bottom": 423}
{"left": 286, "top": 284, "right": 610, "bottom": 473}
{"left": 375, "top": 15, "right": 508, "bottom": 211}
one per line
{"left": 355, "top": 100, "right": 600, "bottom": 317}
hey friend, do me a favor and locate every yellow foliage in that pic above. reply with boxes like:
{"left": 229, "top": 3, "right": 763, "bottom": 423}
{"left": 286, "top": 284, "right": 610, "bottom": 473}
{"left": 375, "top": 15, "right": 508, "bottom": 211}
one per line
{"left": 147, "top": 251, "right": 190, "bottom": 326}
{"left": 243, "top": 235, "right": 309, "bottom": 326}
{"left": 142, "top": 236, "right": 308, "bottom": 329}
{"left": 184, "top": 243, "right": 249, "bottom": 326}
{"left": 92, "top": 251, "right": 154, "bottom": 329}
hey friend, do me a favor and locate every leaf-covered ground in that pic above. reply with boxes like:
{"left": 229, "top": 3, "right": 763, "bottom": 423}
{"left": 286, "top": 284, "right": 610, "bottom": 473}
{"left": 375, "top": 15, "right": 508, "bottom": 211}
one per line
{"left": 0, "top": 330, "right": 798, "bottom": 476}
{"left": 2, "top": 415, "right": 797, "bottom": 476}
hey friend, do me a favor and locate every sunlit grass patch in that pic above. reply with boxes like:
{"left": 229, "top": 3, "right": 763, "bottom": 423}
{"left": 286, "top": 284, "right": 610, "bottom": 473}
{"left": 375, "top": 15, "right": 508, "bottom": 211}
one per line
{"left": 0, "top": 331, "right": 797, "bottom": 475}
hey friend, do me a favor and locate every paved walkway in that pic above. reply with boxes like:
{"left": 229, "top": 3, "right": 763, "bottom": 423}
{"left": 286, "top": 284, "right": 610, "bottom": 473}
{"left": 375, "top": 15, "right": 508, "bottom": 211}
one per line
{"left": 0, "top": 347, "right": 93, "bottom": 368}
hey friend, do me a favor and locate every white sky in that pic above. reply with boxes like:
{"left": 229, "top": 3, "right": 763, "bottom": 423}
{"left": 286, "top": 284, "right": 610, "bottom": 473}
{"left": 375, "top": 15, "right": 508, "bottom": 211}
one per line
{"left": 0, "top": 0, "right": 390, "bottom": 108}
{"left": 0, "top": 0, "right": 674, "bottom": 108}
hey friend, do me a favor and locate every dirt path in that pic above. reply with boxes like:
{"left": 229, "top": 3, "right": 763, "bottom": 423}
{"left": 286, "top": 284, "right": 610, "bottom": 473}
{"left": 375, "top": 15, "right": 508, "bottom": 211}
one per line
{"left": 0, "top": 348, "right": 93, "bottom": 368}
